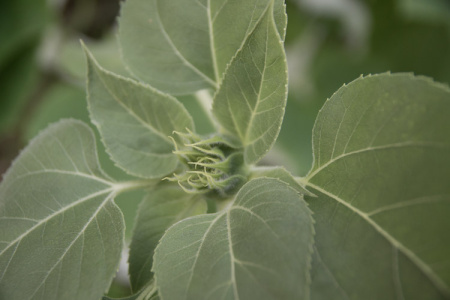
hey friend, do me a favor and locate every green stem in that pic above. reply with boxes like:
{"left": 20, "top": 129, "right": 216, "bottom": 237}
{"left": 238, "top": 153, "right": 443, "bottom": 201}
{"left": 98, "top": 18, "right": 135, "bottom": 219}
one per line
{"left": 112, "top": 179, "right": 158, "bottom": 194}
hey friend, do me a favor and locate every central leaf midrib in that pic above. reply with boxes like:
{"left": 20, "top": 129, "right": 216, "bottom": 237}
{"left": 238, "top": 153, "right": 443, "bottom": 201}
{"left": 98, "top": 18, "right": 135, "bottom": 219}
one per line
{"left": 307, "top": 141, "right": 450, "bottom": 181}
{"left": 155, "top": 0, "right": 217, "bottom": 88}
{"left": 306, "top": 182, "right": 450, "bottom": 297}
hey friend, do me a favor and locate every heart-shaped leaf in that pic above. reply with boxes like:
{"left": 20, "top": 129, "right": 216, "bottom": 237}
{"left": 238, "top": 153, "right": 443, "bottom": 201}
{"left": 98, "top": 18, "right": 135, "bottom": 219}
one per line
{"left": 153, "top": 178, "right": 314, "bottom": 300}
{"left": 0, "top": 120, "right": 124, "bottom": 300}
{"left": 118, "top": 0, "right": 286, "bottom": 95}
{"left": 304, "top": 74, "right": 450, "bottom": 299}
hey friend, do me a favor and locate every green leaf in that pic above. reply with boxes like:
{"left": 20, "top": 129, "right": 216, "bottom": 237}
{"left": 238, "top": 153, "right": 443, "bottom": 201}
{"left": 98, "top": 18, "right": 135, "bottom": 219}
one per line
{"left": 304, "top": 74, "right": 450, "bottom": 299}
{"left": 212, "top": 3, "right": 288, "bottom": 164}
{"left": 129, "top": 185, "right": 207, "bottom": 291}
{"left": 103, "top": 281, "right": 157, "bottom": 300}
{"left": 84, "top": 46, "right": 194, "bottom": 179}
{"left": 153, "top": 178, "right": 314, "bottom": 300}
{"left": 0, "top": 120, "right": 124, "bottom": 300}
{"left": 118, "top": 0, "right": 286, "bottom": 95}
{"left": 250, "top": 167, "right": 314, "bottom": 197}
{"left": 249, "top": 166, "right": 314, "bottom": 196}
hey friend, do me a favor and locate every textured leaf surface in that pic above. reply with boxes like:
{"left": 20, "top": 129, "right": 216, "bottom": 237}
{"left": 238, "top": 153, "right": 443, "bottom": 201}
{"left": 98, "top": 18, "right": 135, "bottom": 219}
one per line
{"left": 118, "top": 0, "right": 286, "bottom": 95}
{"left": 304, "top": 74, "right": 450, "bottom": 299}
{"left": 0, "top": 120, "right": 124, "bottom": 300}
{"left": 250, "top": 166, "right": 314, "bottom": 196}
{"left": 212, "top": 4, "right": 288, "bottom": 164}
{"left": 84, "top": 47, "right": 194, "bottom": 178}
{"left": 153, "top": 178, "right": 314, "bottom": 300}
{"left": 129, "top": 186, "right": 207, "bottom": 291}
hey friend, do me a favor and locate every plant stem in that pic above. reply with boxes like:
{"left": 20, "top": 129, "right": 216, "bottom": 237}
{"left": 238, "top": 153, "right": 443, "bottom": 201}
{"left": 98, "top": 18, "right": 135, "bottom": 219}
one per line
{"left": 194, "top": 89, "right": 221, "bottom": 131}
{"left": 112, "top": 179, "right": 158, "bottom": 194}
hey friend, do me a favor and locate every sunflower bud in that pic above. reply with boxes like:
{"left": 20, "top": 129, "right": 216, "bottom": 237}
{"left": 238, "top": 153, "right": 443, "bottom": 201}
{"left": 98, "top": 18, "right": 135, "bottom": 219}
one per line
{"left": 167, "top": 130, "right": 247, "bottom": 196}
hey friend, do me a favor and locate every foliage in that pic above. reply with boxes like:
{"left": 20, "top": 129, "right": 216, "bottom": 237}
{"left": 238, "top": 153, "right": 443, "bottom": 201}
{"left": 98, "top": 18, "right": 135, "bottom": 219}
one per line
{"left": 0, "top": 0, "right": 449, "bottom": 299}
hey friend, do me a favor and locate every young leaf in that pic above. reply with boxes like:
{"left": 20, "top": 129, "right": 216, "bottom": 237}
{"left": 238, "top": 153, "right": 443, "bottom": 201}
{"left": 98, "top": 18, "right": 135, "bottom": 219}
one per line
{"left": 84, "top": 46, "right": 194, "bottom": 179}
{"left": 304, "top": 74, "right": 450, "bottom": 299}
{"left": 153, "top": 178, "right": 314, "bottom": 300}
{"left": 118, "top": 0, "right": 286, "bottom": 95}
{"left": 212, "top": 3, "right": 288, "bottom": 164}
{"left": 249, "top": 166, "right": 315, "bottom": 196}
{"left": 129, "top": 185, "right": 207, "bottom": 291}
{"left": 0, "top": 120, "right": 124, "bottom": 300}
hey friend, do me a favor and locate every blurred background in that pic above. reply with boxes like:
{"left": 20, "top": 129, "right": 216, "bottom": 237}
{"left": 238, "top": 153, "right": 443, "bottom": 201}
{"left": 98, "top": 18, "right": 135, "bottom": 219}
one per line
{"left": 1, "top": 0, "right": 449, "bottom": 296}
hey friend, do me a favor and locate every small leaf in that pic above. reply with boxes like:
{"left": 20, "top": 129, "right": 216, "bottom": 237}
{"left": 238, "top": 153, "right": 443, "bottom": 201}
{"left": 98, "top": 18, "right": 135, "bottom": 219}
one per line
{"left": 304, "top": 74, "right": 450, "bottom": 299}
{"left": 250, "top": 166, "right": 315, "bottom": 196}
{"left": 0, "top": 120, "right": 123, "bottom": 300}
{"left": 118, "top": 0, "right": 286, "bottom": 95}
{"left": 84, "top": 45, "right": 194, "bottom": 178}
{"left": 153, "top": 178, "right": 314, "bottom": 300}
{"left": 212, "top": 3, "right": 288, "bottom": 164}
{"left": 129, "top": 185, "right": 207, "bottom": 291}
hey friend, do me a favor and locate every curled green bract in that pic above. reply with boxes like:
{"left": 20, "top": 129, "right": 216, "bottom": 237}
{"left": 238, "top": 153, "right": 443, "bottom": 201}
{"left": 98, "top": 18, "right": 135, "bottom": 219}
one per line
{"left": 167, "top": 130, "right": 247, "bottom": 196}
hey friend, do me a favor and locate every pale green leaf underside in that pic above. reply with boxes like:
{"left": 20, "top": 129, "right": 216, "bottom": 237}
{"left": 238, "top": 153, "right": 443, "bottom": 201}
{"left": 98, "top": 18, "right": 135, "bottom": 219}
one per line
{"left": 153, "top": 178, "right": 314, "bottom": 300}
{"left": 129, "top": 186, "right": 207, "bottom": 291}
{"left": 212, "top": 3, "right": 288, "bottom": 164}
{"left": 118, "top": 0, "right": 286, "bottom": 95}
{"left": 305, "top": 74, "right": 450, "bottom": 299}
{"left": 84, "top": 47, "right": 194, "bottom": 179}
{"left": 0, "top": 120, "right": 123, "bottom": 300}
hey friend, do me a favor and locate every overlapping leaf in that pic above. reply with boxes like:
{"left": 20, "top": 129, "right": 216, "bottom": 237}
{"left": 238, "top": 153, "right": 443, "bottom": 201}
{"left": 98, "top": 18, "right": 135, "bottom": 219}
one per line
{"left": 84, "top": 47, "right": 194, "bottom": 179}
{"left": 129, "top": 186, "right": 207, "bottom": 291}
{"left": 118, "top": 0, "right": 286, "bottom": 95}
{"left": 153, "top": 178, "right": 314, "bottom": 300}
{"left": 303, "top": 74, "right": 450, "bottom": 299}
{"left": 0, "top": 120, "right": 124, "bottom": 300}
{"left": 249, "top": 166, "right": 314, "bottom": 196}
{"left": 212, "top": 3, "right": 288, "bottom": 164}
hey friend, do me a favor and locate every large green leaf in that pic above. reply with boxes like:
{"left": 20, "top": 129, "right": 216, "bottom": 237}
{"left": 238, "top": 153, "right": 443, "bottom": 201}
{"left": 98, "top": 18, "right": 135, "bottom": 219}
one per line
{"left": 212, "top": 3, "right": 288, "bottom": 164}
{"left": 118, "top": 0, "right": 286, "bottom": 95}
{"left": 153, "top": 178, "right": 314, "bottom": 300}
{"left": 0, "top": 120, "right": 124, "bottom": 300}
{"left": 84, "top": 46, "right": 194, "bottom": 179}
{"left": 129, "top": 185, "right": 207, "bottom": 291}
{"left": 303, "top": 74, "right": 450, "bottom": 299}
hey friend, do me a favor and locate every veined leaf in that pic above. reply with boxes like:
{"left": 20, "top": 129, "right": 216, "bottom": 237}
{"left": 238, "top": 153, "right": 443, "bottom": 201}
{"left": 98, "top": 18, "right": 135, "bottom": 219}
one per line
{"left": 0, "top": 120, "right": 124, "bottom": 300}
{"left": 304, "top": 74, "right": 450, "bottom": 299}
{"left": 118, "top": 0, "right": 286, "bottom": 95}
{"left": 103, "top": 281, "right": 157, "bottom": 300}
{"left": 84, "top": 46, "right": 194, "bottom": 179}
{"left": 129, "top": 185, "right": 207, "bottom": 291}
{"left": 212, "top": 3, "right": 288, "bottom": 164}
{"left": 249, "top": 166, "right": 314, "bottom": 196}
{"left": 153, "top": 178, "right": 314, "bottom": 300}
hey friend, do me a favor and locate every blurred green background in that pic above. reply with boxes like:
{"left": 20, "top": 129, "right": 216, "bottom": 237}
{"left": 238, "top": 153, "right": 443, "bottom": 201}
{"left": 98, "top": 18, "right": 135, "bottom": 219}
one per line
{"left": 1, "top": 0, "right": 449, "bottom": 297}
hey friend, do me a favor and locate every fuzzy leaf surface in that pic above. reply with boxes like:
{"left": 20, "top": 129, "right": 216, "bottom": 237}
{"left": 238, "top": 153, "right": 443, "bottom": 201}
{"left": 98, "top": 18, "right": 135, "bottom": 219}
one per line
{"left": 118, "top": 0, "right": 286, "bottom": 95}
{"left": 153, "top": 178, "right": 314, "bottom": 300}
{"left": 84, "top": 47, "right": 194, "bottom": 179}
{"left": 250, "top": 166, "right": 314, "bottom": 196}
{"left": 212, "top": 4, "right": 288, "bottom": 164}
{"left": 0, "top": 120, "right": 124, "bottom": 300}
{"left": 129, "top": 186, "right": 207, "bottom": 291}
{"left": 304, "top": 74, "right": 450, "bottom": 299}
